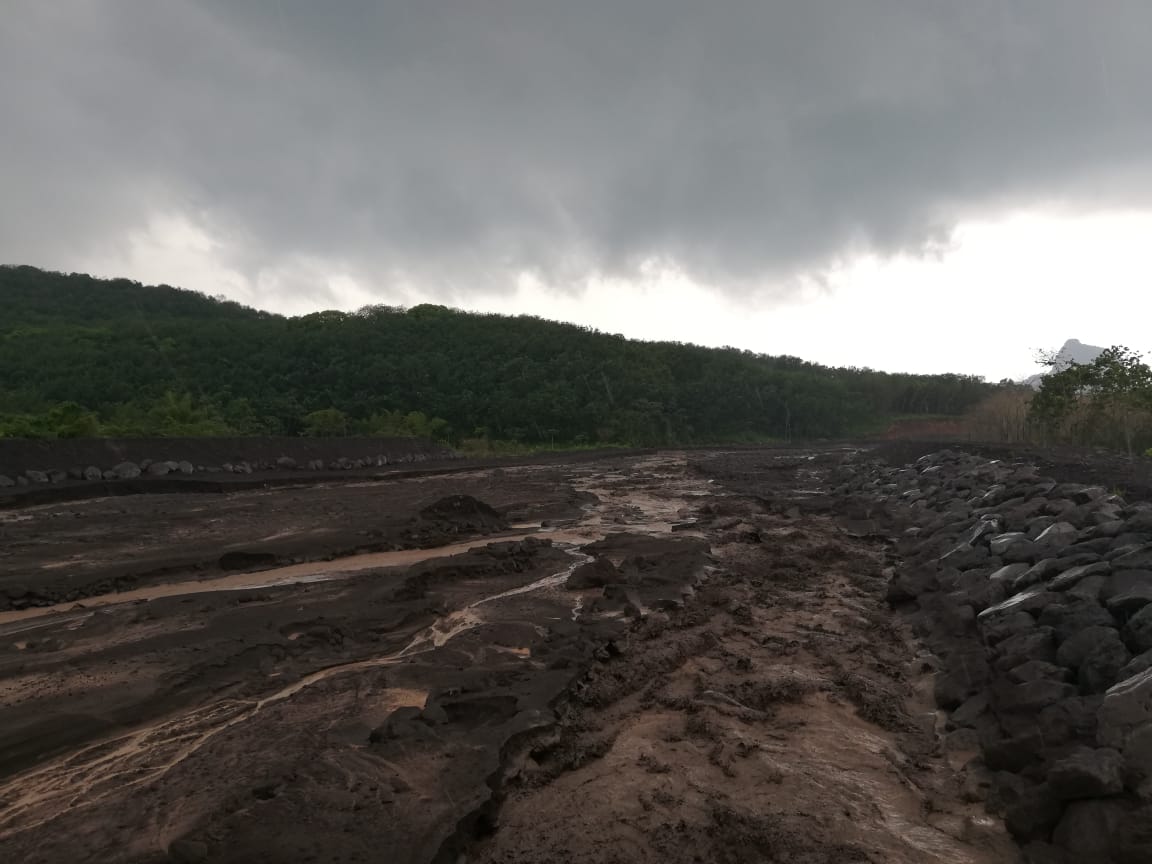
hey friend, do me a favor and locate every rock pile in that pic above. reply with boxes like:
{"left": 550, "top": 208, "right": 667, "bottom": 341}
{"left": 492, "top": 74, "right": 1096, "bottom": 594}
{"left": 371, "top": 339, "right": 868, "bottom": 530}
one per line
{"left": 839, "top": 449, "right": 1152, "bottom": 863}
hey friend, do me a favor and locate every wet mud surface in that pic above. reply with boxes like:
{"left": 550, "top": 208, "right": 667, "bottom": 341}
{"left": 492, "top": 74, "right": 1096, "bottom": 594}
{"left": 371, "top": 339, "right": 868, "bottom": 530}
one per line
{"left": 0, "top": 447, "right": 1023, "bottom": 863}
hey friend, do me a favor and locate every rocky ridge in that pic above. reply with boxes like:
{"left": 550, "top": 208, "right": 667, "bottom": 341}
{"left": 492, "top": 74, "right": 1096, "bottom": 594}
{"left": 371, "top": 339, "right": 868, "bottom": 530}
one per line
{"left": 839, "top": 448, "right": 1152, "bottom": 863}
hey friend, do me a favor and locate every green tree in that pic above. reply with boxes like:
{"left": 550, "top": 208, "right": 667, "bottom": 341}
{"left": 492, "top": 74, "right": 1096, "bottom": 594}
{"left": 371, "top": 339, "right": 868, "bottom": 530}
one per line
{"left": 302, "top": 408, "right": 349, "bottom": 437}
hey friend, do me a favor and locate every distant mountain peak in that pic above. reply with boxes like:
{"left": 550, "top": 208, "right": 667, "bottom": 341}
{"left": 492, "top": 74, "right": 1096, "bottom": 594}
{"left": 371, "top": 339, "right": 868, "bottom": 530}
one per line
{"left": 1022, "top": 338, "right": 1106, "bottom": 388}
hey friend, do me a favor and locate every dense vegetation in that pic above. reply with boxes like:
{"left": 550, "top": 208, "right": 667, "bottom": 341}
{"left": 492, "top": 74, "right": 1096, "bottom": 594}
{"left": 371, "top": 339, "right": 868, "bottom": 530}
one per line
{"left": 0, "top": 265, "right": 995, "bottom": 446}
{"left": 1028, "top": 346, "right": 1152, "bottom": 455}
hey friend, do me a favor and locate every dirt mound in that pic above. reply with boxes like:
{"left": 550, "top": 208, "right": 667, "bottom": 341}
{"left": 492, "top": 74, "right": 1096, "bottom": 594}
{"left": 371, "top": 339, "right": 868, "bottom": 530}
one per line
{"left": 405, "top": 494, "right": 509, "bottom": 547}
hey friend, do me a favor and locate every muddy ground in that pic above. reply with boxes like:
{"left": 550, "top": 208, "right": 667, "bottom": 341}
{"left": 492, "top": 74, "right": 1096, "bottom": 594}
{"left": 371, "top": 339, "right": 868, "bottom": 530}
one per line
{"left": 0, "top": 446, "right": 1027, "bottom": 863}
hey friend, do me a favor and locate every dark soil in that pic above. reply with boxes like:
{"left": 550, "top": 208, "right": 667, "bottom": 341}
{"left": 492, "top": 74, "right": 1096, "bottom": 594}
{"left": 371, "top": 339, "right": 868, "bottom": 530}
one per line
{"left": 0, "top": 443, "right": 1079, "bottom": 863}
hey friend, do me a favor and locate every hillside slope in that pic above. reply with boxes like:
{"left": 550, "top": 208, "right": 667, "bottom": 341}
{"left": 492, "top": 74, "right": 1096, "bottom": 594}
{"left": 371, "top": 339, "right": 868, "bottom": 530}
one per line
{"left": 0, "top": 265, "right": 993, "bottom": 444}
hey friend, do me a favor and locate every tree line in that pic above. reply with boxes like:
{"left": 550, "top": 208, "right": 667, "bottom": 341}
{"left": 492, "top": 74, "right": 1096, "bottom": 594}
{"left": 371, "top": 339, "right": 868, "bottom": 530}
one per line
{"left": 0, "top": 265, "right": 996, "bottom": 446}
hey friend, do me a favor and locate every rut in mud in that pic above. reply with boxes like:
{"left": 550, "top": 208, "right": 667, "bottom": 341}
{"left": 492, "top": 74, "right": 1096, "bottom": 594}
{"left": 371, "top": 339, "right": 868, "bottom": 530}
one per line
{"left": 0, "top": 450, "right": 1019, "bottom": 863}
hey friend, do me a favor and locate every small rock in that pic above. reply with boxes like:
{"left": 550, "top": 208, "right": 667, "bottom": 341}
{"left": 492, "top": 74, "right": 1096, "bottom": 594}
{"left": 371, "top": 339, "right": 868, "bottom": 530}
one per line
{"left": 83, "top": 465, "right": 102, "bottom": 481}
{"left": 0, "top": 474, "right": 13, "bottom": 488}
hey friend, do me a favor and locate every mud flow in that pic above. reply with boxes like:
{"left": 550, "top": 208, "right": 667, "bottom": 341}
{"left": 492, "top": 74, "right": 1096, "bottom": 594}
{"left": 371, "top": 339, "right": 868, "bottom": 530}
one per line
{"left": 0, "top": 449, "right": 1019, "bottom": 863}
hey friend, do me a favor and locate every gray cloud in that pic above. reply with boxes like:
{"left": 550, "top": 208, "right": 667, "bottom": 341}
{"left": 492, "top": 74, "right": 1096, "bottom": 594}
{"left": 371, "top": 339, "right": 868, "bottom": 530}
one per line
{"left": 3, "top": 0, "right": 1152, "bottom": 299}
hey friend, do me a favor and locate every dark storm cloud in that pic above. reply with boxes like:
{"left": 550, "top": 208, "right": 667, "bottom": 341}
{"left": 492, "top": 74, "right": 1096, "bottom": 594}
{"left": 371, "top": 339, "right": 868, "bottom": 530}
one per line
{"left": 3, "top": 1, "right": 1152, "bottom": 296}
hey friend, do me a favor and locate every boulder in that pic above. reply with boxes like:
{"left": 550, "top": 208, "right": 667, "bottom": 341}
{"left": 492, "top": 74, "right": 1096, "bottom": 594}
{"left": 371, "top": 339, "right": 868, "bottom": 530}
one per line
{"left": 1120, "top": 649, "right": 1152, "bottom": 682}
{"left": 935, "top": 647, "right": 993, "bottom": 709}
{"left": 994, "top": 628, "right": 1058, "bottom": 672}
{"left": 1004, "top": 782, "right": 1063, "bottom": 842}
{"left": 1115, "top": 547, "right": 1152, "bottom": 571}
{"left": 1039, "top": 695, "right": 1102, "bottom": 746}
{"left": 1128, "top": 605, "right": 1152, "bottom": 654}
{"left": 1057, "top": 626, "right": 1123, "bottom": 671}
{"left": 1008, "top": 660, "right": 1071, "bottom": 685}
{"left": 1067, "top": 574, "right": 1108, "bottom": 604}
{"left": 990, "top": 563, "right": 1032, "bottom": 584}
{"left": 1080, "top": 635, "right": 1133, "bottom": 694}
{"left": 83, "top": 465, "right": 102, "bottom": 481}
{"left": 275, "top": 456, "right": 297, "bottom": 470}
{"left": 940, "top": 542, "right": 989, "bottom": 569}
{"left": 147, "top": 462, "right": 171, "bottom": 476}
{"left": 1044, "top": 500, "right": 1078, "bottom": 519}
{"left": 1107, "top": 577, "right": 1152, "bottom": 618}
{"left": 1049, "top": 562, "right": 1111, "bottom": 592}
{"left": 1036, "top": 522, "right": 1080, "bottom": 548}
{"left": 1098, "top": 667, "right": 1152, "bottom": 750}
{"left": 994, "top": 678, "right": 1077, "bottom": 715}
{"left": 982, "top": 610, "right": 1037, "bottom": 647}
{"left": 1095, "top": 520, "right": 1129, "bottom": 538}
{"left": 1014, "top": 558, "right": 1062, "bottom": 591}
{"left": 951, "top": 692, "right": 991, "bottom": 728}
{"left": 1065, "top": 537, "right": 1114, "bottom": 557}
{"left": 111, "top": 461, "right": 141, "bottom": 479}
{"left": 0, "top": 474, "right": 13, "bottom": 487}
{"left": 1038, "top": 601, "right": 1116, "bottom": 641}
{"left": 1112, "top": 805, "right": 1152, "bottom": 864}
{"left": 980, "top": 587, "right": 1059, "bottom": 622}
{"left": 1051, "top": 799, "right": 1127, "bottom": 861}
{"left": 1122, "top": 723, "right": 1152, "bottom": 794}
{"left": 991, "top": 532, "right": 1028, "bottom": 556}
{"left": 1048, "top": 747, "right": 1125, "bottom": 799}
{"left": 966, "top": 520, "right": 999, "bottom": 545}
{"left": 886, "top": 565, "right": 938, "bottom": 604}
{"left": 565, "top": 558, "right": 620, "bottom": 590}
{"left": 984, "top": 732, "right": 1048, "bottom": 774}
{"left": 1003, "top": 540, "right": 1042, "bottom": 564}
{"left": 177, "top": 460, "right": 194, "bottom": 474}
{"left": 25, "top": 469, "right": 49, "bottom": 483}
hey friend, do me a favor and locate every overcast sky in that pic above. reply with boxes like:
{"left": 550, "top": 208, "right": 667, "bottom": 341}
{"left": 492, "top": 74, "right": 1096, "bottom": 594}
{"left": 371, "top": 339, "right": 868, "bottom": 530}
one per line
{"left": 3, "top": 1, "right": 1151, "bottom": 380}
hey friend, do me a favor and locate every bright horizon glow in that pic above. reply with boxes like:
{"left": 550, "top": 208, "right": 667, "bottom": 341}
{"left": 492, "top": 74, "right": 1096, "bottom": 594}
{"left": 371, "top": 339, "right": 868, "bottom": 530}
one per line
{"left": 70, "top": 207, "right": 1152, "bottom": 383}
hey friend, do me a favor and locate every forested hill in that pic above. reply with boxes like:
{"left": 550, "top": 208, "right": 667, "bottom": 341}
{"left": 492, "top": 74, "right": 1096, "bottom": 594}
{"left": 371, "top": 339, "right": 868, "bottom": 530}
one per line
{"left": 0, "top": 265, "right": 994, "bottom": 445}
